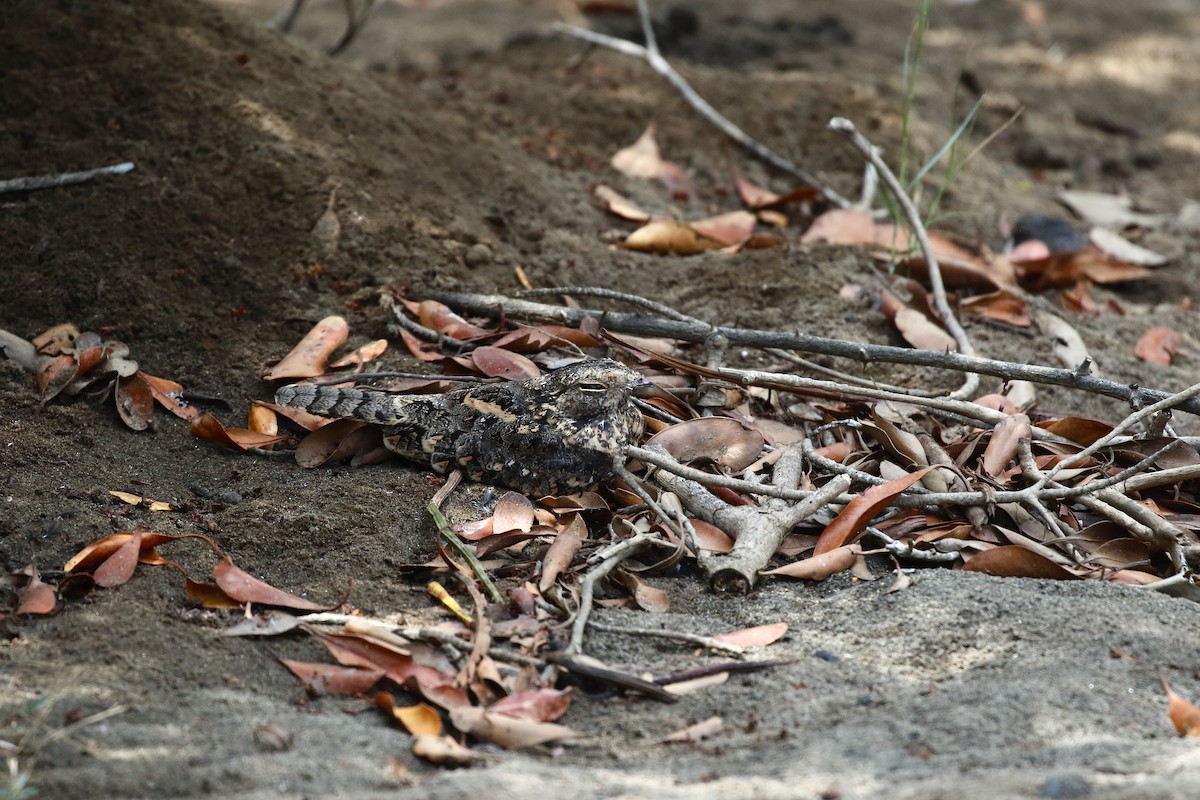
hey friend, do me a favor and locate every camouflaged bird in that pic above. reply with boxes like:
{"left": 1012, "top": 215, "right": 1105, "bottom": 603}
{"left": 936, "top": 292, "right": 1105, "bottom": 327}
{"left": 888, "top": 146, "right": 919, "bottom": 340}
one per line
{"left": 275, "top": 358, "right": 648, "bottom": 496}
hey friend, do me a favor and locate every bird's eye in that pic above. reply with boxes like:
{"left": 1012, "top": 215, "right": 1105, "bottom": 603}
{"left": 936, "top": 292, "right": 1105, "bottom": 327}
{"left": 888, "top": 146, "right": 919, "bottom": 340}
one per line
{"left": 577, "top": 381, "right": 608, "bottom": 393}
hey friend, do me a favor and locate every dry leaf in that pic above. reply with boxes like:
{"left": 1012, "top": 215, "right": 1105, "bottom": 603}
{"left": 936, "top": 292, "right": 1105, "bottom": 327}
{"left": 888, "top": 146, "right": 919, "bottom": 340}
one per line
{"left": 32, "top": 322, "right": 80, "bottom": 355}
{"left": 961, "top": 545, "right": 1077, "bottom": 580}
{"left": 294, "top": 419, "right": 381, "bottom": 467}
{"left": 109, "top": 491, "right": 174, "bottom": 512}
{"left": 646, "top": 418, "right": 765, "bottom": 471}
{"left": 492, "top": 491, "right": 536, "bottom": 534}
{"left": 281, "top": 659, "right": 384, "bottom": 695}
{"left": 660, "top": 715, "right": 722, "bottom": 744}
{"left": 690, "top": 519, "right": 734, "bottom": 553}
{"left": 64, "top": 531, "right": 189, "bottom": 573}
{"left": 814, "top": 468, "right": 933, "bottom": 555}
{"left": 448, "top": 706, "right": 579, "bottom": 749}
{"left": 1037, "top": 417, "right": 1113, "bottom": 446}
{"left": 413, "top": 300, "right": 490, "bottom": 340}
{"left": 961, "top": 290, "right": 1032, "bottom": 327}
{"left": 247, "top": 404, "right": 279, "bottom": 435}
{"left": 594, "top": 184, "right": 650, "bottom": 222}
{"left": 375, "top": 693, "right": 444, "bottom": 735}
{"left": 612, "top": 569, "right": 670, "bottom": 612}
{"left": 764, "top": 544, "right": 859, "bottom": 580}
{"left": 539, "top": 522, "right": 583, "bottom": 593}
{"left": 982, "top": 413, "right": 1031, "bottom": 479}
{"left": 710, "top": 622, "right": 788, "bottom": 648}
{"left": 612, "top": 124, "right": 664, "bottom": 179}
{"left": 330, "top": 339, "right": 388, "bottom": 368}
{"left": 136, "top": 371, "right": 199, "bottom": 421}
{"left": 1135, "top": 326, "right": 1182, "bottom": 366}
{"left": 15, "top": 567, "right": 57, "bottom": 615}
{"left": 488, "top": 688, "right": 574, "bottom": 723}
{"left": 213, "top": 556, "right": 325, "bottom": 610}
{"left": 93, "top": 530, "right": 143, "bottom": 588}
{"left": 471, "top": 346, "right": 540, "bottom": 380}
{"left": 311, "top": 188, "right": 341, "bottom": 258}
{"left": 622, "top": 219, "right": 723, "bottom": 255}
{"left": 689, "top": 211, "right": 757, "bottom": 247}
{"left": 800, "top": 208, "right": 875, "bottom": 245}
{"left": 411, "top": 733, "right": 483, "bottom": 764}
{"left": 191, "top": 413, "right": 292, "bottom": 452}
{"left": 1160, "top": 673, "right": 1200, "bottom": 737}
{"left": 264, "top": 316, "right": 349, "bottom": 380}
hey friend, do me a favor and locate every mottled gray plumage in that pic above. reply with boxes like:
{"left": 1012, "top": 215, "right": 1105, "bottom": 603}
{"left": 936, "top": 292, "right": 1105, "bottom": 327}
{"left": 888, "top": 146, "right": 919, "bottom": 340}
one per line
{"left": 275, "top": 359, "right": 647, "bottom": 496}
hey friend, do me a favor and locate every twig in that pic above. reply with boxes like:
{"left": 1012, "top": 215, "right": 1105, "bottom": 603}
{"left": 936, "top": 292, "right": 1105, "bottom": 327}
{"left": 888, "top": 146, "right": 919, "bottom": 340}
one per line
{"left": 586, "top": 620, "right": 746, "bottom": 655}
{"left": 514, "top": 286, "right": 703, "bottom": 324}
{"left": 863, "top": 526, "right": 958, "bottom": 562}
{"left": 0, "top": 161, "right": 134, "bottom": 194}
{"left": 569, "top": 531, "right": 657, "bottom": 654}
{"left": 828, "top": 117, "right": 977, "bottom": 401}
{"left": 419, "top": 291, "right": 1200, "bottom": 416}
{"left": 552, "top": 4, "right": 851, "bottom": 208}
{"left": 426, "top": 472, "right": 503, "bottom": 603}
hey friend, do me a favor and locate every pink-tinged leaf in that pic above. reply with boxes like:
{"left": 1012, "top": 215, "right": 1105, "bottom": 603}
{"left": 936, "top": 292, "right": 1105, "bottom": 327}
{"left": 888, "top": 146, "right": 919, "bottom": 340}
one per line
{"left": 280, "top": 659, "right": 384, "bottom": 695}
{"left": 611, "top": 123, "right": 663, "bottom": 179}
{"left": 891, "top": 306, "right": 956, "bottom": 352}
{"left": 15, "top": 568, "right": 57, "bottom": 615}
{"left": 689, "top": 211, "right": 757, "bottom": 247}
{"left": 1037, "top": 417, "right": 1113, "bottom": 446}
{"left": 264, "top": 316, "right": 349, "bottom": 379}
{"left": 294, "top": 419, "right": 380, "bottom": 467}
{"left": 660, "top": 715, "right": 722, "bottom": 744}
{"left": 65, "top": 531, "right": 195, "bottom": 573}
{"left": 411, "top": 733, "right": 482, "bottom": 764}
{"left": 1161, "top": 674, "right": 1200, "bottom": 737}
{"left": 982, "top": 413, "right": 1031, "bottom": 479}
{"left": 710, "top": 622, "right": 788, "bottom": 648}
{"left": 492, "top": 491, "right": 535, "bottom": 534}
{"left": 330, "top": 339, "right": 388, "bottom": 368}
{"left": 594, "top": 184, "right": 650, "bottom": 222}
{"left": 961, "top": 546, "right": 1078, "bottom": 580}
{"left": 690, "top": 519, "right": 733, "bottom": 553}
{"left": 471, "top": 346, "right": 540, "bottom": 380}
{"left": 396, "top": 327, "right": 444, "bottom": 362}
{"left": 764, "top": 544, "right": 859, "bottom": 580}
{"left": 448, "top": 706, "right": 579, "bottom": 749}
{"left": 93, "top": 530, "right": 143, "bottom": 588}
{"left": 247, "top": 404, "right": 278, "bottom": 436}
{"left": 622, "top": 219, "right": 723, "bottom": 255}
{"left": 213, "top": 556, "right": 325, "bottom": 610}
{"left": 310, "top": 630, "right": 469, "bottom": 709}
{"left": 800, "top": 208, "right": 875, "bottom": 245}
{"left": 646, "top": 418, "right": 765, "bottom": 471}
{"left": 37, "top": 353, "right": 82, "bottom": 404}
{"left": 416, "top": 300, "right": 489, "bottom": 340}
{"left": 256, "top": 400, "right": 331, "bottom": 432}
{"left": 488, "top": 687, "right": 574, "bottom": 722}
{"left": 813, "top": 468, "right": 933, "bottom": 555}
{"left": 1135, "top": 326, "right": 1181, "bottom": 366}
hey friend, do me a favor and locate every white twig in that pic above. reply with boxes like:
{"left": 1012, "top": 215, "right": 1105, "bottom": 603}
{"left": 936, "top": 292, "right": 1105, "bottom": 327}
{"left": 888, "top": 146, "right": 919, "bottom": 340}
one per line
{"left": 0, "top": 162, "right": 134, "bottom": 194}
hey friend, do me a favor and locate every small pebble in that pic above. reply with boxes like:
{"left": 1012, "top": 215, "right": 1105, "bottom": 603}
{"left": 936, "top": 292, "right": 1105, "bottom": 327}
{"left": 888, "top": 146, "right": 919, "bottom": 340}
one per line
{"left": 1040, "top": 773, "right": 1092, "bottom": 799}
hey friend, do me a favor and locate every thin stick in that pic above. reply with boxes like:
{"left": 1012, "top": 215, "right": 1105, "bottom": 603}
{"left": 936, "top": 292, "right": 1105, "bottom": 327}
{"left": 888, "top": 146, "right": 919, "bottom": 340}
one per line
{"left": 828, "top": 117, "right": 977, "bottom": 400}
{"left": 552, "top": 10, "right": 851, "bottom": 208}
{"left": 0, "top": 162, "right": 134, "bottom": 194}
{"left": 426, "top": 472, "right": 503, "bottom": 603}
{"left": 586, "top": 620, "right": 746, "bottom": 655}
{"left": 569, "top": 532, "right": 656, "bottom": 654}
{"left": 420, "top": 290, "right": 1200, "bottom": 416}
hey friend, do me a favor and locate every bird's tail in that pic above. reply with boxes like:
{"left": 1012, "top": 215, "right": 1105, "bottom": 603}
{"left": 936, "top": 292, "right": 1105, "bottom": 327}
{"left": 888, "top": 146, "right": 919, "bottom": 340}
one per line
{"left": 274, "top": 383, "right": 407, "bottom": 424}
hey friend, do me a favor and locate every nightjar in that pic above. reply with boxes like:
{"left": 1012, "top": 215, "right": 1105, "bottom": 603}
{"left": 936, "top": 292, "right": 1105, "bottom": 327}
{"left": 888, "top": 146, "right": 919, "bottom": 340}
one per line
{"left": 275, "top": 358, "right": 648, "bottom": 496}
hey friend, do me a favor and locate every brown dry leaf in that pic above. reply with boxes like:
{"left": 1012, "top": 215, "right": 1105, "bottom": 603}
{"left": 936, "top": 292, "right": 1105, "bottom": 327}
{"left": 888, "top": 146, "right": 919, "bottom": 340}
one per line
{"left": 892, "top": 305, "right": 956, "bottom": 352}
{"left": 1037, "top": 417, "right": 1113, "bottom": 446}
{"left": 411, "top": 733, "right": 483, "bottom": 765}
{"left": 1135, "top": 326, "right": 1182, "bottom": 366}
{"left": 264, "top": 316, "right": 349, "bottom": 380}
{"left": 32, "top": 322, "right": 80, "bottom": 355}
{"left": 114, "top": 373, "right": 155, "bottom": 430}
{"left": 37, "top": 353, "right": 82, "bottom": 404}
{"left": 594, "top": 184, "right": 650, "bottom": 222}
{"left": 187, "top": 578, "right": 242, "bottom": 609}
{"left": 471, "top": 346, "right": 540, "bottom": 380}
{"left": 375, "top": 694, "right": 444, "bottom": 736}
{"left": 800, "top": 208, "right": 875, "bottom": 245}
{"left": 961, "top": 290, "right": 1032, "bottom": 327}
{"left": 1017, "top": 249, "right": 1154, "bottom": 290}
{"left": 330, "top": 339, "right": 388, "bottom": 369}
{"left": 310, "top": 629, "right": 469, "bottom": 709}
{"left": 539, "top": 520, "right": 583, "bottom": 593}
{"left": 612, "top": 569, "right": 670, "bottom": 612}
{"left": 256, "top": 400, "right": 332, "bottom": 433}
{"left": 413, "top": 300, "right": 491, "bottom": 340}
{"left": 492, "top": 491, "right": 535, "bottom": 534}
{"left": 93, "top": 530, "right": 143, "bottom": 588}
{"left": 646, "top": 417, "right": 765, "bottom": 471}
{"left": 814, "top": 468, "right": 933, "bottom": 555}
{"left": 109, "top": 491, "right": 174, "bottom": 512}
{"left": 690, "top": 519, "right": 734, "bottom": 553}
{"left": 15, "top": 567, "right": 57, "bottom": 616}
{"left": 961, "top": 545, "right": 1077, "bottom": 580}
{"left": 1162, "top": 675, "right": 1200, "bottom": 737}
{"left": 448, "top": 706, "right": 579, "bottom": 749}
{"left": 281, "top": 659, "right": 384, "bottom": 695}
{"left": 213, "top": 556, "right": 325, "bottom": 610}
{"left": 764, "top": 544, "right": 860, "bottom": 580}
{"left": 396, "top": 327, "right": 444, "bottom": 362}
{"left": 191, "top": 413, "right": 292, "bottom": 452}
{"left": 247, "top": 404, "right": 278, "bottom": 436}
{"left": 138, "top": 371, "right": 200, "bottom": 421}
{"left": 982, "top": 413, "right": 1031, "bottom": 479}
{"left": 622, "top": 219, "right": 723, "bottom": 255}
{"left": 710, "top": 622, "right": 788, "bottom": 648}
{"left": 65, "top": 531, "right": 191, "bottom": 573}
{"left": 488, "top": 688, "right": 574, "bottom": 723}
{"left": 490, "top": 326, "right": 601, "bottom": 353}
{"left": 660, "top": 715, "right": 722, "bottom": 744}
{"left": 295, "top": 419, "right": 382, "bottom": 467}
{"left": 689, "top": 210, "right": 757, "bottom": 247}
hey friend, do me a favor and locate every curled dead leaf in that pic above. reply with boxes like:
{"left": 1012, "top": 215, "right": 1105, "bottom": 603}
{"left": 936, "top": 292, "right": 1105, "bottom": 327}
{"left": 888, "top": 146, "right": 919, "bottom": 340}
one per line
{"left": 1134, "top": 326, "right": 1181, "bottom": 366}
{"left": 646, "top": 418, "right": 765, "bottom": 471}
{"left": 264, "top": 316, "right": 349, "bottom": 380}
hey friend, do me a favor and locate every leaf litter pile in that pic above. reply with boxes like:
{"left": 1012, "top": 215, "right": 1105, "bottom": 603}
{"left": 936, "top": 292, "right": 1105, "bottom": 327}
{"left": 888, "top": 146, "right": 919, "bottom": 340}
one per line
{"left": 6, "top": 100, "right": 1200, "bottom": 759}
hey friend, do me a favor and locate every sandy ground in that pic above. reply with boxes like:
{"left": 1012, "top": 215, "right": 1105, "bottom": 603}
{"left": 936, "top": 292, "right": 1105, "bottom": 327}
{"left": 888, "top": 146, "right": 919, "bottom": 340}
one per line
{"left": 3, "top": 0, "right": 1200, "bottom": 798}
